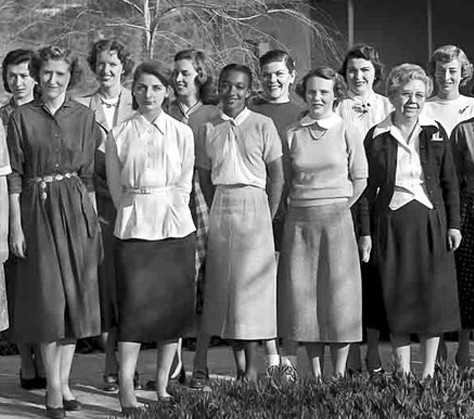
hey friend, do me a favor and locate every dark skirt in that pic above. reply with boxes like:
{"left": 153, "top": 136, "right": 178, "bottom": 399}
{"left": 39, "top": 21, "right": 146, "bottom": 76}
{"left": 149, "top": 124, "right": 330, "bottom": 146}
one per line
{"left": 115, "top": 233, "right": 196, "bottom": 342}
{"left": 455, "top": 192, "right": 474, "bottom": 329}
{"left": 374, "top": 201, "right": 460, "bottom": 335}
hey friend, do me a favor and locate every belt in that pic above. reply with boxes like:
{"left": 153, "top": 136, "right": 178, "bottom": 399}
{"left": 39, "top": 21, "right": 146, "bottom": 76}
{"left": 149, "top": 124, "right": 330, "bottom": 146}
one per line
{"left": 126, "top": 186, "right": 173, "bottom": 195}
{"left": 29, "top": 172, "right": 78, "bottom": 201}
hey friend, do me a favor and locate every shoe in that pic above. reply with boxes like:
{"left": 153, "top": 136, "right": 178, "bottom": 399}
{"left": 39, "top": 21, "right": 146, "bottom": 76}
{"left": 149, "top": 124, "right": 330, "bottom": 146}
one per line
{"left": 145, "top": 379, "right": 156, "bottom": 391}
{"left": 157, "top": 395, "right": 175, "bottom": 408}
{"left": 63, "top": 398, "right": 83, "bottom": 411}
{"left": 45, "top": 405, "right": 66, "bottom": 419}
{"left": 20, "top": 370, "right": 40, "bottom": 390}
{"left": 103, "top": 373, "right": 119, "bottom": 392}
{"left": 169, "top": 366, "right": 186, "bottom": 384}
{"left": 190, "top": 369, "right": 210, "bottom": 391}
{"left": 455, "top": 353, "right": 473, "bottom": 369}
{"left": 265, "top": 364, "right": 279, "bottom": 379}
{"left": 365, "top": 358, "right": 384, "bottom": 376}
{"left": 281, "top": 364, "right": 298, "bottom": 383}
{"left": 133, "top": 372, "right": 142, "bottom": 390}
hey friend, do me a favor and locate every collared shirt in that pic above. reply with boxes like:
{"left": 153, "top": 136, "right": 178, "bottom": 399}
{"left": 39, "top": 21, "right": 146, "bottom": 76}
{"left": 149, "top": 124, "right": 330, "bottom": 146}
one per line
{"left": 374, "top": 114, "right": 433, "bottom": 210}
{"left": 196, "top": 108, "right": 282, "bottom": 189}
{"left": 336, "top": 91, "right": 392, "bottom": 139}
{"left": 108, "top": 111, "right": 195, "bottom": 240}
{"left": 286, "top": 112, "right": 367, "bottom": 206}
{"left": 423, "top": 95, "right": 474, "bottom": 136}
{"left": 7, "top": 96, "right": 101, "bottom": 193}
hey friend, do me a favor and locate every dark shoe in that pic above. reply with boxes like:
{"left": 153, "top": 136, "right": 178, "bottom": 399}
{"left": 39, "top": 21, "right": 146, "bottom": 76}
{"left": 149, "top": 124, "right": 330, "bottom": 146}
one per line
{"left": 133, "top": 372, "right": 142, "bottom": 390}
{"left": 169, "top": 366, "right": 186, "bottom": 384}
{"left": 103, "top": 373, "right": 119, "bottom": 392}
{"left": 20, "top": 370, "right": 40, "bottom": 390}
{"left": 63, "top": 398, "right": 83, "bottom": 411}
{"left": 45, "top": 405, "right": 66, "bottom": 419}
{"left": 190, "top": 369, "right": 210, "bottom": 391}
{"left": 35, "top": 375, "right": 47, "bottom": 390}
{"left": 145, "top": 379, "right": 156, "bottom": 391}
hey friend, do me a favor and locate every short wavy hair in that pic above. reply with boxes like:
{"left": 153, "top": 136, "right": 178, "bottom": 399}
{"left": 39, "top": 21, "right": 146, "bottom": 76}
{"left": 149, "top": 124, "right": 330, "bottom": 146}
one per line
{"left": 259, "top": 49, "right": 296, "bottom": 73}
{"left": 218, "top": 63, "right": 253, "bottom": 89}
{"left": 426, "top": 45, "right": 473, "bottom": 87}
{"left": 296, "top": 67, "right": 347, "bottom": 106}
{"left": 131, "top": 60, "right": 171, "bottom": 110}
{"left": 386, "top": 63, "right": 433, "bottom": 100}
{"left": 87, "top": 39, "right": 135, "bottom": 80}
{"left": 173, "top": 49, "right": 217, "bottom": 104}
{"left": 339, "top": 43, "right": 385, "bottom": 86}
{"left": 2, "top": 49, "right": 34, "bottom": 93}
{"left": 29, "top": 46, "right": 84, "bottom": 90}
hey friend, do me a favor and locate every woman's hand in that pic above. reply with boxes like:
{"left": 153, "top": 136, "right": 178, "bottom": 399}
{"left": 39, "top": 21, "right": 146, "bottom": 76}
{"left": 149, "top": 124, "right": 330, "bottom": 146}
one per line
{"left": 9, "top": 224, "right": 26, "bottom": 259}
{"left": 448, "top": 228, "right": 462, "bottom": 252}
{"left": 358, "top": 235, "right": 372, "bottom": 263}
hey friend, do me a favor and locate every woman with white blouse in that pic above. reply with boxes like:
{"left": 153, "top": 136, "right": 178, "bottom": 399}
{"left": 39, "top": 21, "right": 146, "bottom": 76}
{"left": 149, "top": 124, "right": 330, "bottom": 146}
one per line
{"left": 106, "top": 61, "right": 195, "bottom": 413}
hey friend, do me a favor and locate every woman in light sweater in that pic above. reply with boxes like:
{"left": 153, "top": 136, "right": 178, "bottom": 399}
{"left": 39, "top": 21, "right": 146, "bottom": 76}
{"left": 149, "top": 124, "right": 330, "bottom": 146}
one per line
{"left": 278, "top": 67, "right": 367, "bottom": 378}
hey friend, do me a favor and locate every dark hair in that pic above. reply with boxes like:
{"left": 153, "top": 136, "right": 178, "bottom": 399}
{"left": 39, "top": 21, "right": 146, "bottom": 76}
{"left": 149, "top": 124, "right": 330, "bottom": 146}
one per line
{"left": 2, "top": 49, "right": 34, "bottom": 93}
{"left": 218, "top": 63, "right": 253, "bottom": 89}
{"left": 30, "top": 46, "right": 84, "bottom": 90}
{"left": 131, "top": 61, "right": 170, "bottom": 110}
{"left": 173, "top": 49, "right": 217, "bottom": 104}
{"left": 259, "top": 49, "right": 296, "bottom": 73}
{"left": 426, "top": 44, "right": 473, "bottom": 87}
{"left": 296, "top": 67, "right": 347, "bottom": 106}
{"left": 87, "top": 39, "right": 135, "bottom": 79}
{"left": 340, "top": 44, "right": 384, "bottom": 86}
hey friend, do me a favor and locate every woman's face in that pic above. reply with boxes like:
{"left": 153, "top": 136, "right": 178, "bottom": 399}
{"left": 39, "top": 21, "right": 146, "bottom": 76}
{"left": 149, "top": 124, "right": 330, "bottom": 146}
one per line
{"left": 346, "top": 57, "right": 376, "bottom": 97}
{"left": 434, "top": 58, "right": 462, "bottom": 97}
{"left": 391, "top": 79, "right": 427, "bottom": 120}
{"left": 260, "top": 60, "right": 295, "bottom": 102}
{"left": 173, "top": 59, "right": 199, "bottom": 99}
{"left": 6, "top": 61, "right": 36, "bottom": 102}
{"left": 305, "top": 76, "right": 336, "bottom": 120}
{"left": 39, "top": 59, "right": 71, "bottom": 102}
{"left": 95, "top": 50, "right": 124, "bottom": 89}
{"left": 218, "top": 69, "right": 250, "bottom": 117}
{"left": 133, "top": 73, "right": 168, "bottom": 114}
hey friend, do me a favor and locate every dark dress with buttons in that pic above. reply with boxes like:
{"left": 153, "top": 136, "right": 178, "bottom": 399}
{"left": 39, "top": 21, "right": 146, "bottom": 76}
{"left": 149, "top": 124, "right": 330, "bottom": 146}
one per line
{"left": 6, "top": 98, "right": 102, "bottom": 343}
{"left": 361, "top": 121, "right": 461, "bottom": 335}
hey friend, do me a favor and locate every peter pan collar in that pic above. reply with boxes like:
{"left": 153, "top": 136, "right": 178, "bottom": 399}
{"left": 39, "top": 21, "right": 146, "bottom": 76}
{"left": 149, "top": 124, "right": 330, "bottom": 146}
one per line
{"left": 300, "top": 112, "right": 341, "bottom": 129}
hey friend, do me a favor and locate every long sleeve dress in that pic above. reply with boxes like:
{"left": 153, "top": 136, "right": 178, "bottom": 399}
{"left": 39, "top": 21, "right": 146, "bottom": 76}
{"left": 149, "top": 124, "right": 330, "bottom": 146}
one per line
{"left": 6, "top": 97, "right": 103, "bottom": 343}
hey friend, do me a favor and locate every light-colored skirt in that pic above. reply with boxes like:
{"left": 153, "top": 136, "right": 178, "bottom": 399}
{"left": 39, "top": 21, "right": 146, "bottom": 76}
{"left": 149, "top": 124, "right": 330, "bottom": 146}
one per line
{"left": 202, "top": 185, "right": 277, "bottom": 340}
{"left": 278, "top": 202, "right": 362, "bottom": 342}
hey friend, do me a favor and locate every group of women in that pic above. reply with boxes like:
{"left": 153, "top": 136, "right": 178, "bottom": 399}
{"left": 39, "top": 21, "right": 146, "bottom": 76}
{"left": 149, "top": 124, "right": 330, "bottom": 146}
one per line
{"left": 0, "top": 37, "right": 474, "bottom": 418}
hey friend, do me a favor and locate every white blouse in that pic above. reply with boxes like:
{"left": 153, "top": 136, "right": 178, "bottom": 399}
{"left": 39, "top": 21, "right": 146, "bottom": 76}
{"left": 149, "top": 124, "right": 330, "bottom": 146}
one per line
{"left": 106, "top": 111, "right": 196, "bottom": 240}
{"left": 373, "top": 114, "right": 433, "bottom": 210}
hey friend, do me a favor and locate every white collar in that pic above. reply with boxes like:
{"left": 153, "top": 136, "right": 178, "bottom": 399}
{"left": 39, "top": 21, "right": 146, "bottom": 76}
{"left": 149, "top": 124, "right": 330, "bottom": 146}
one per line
{"left": 137, "top": 110, "right": 167, "bottom": 135}
{"left": 221, "top": 107, "right": 250, "bottom": 126}
{"left": 373, "top": 112, "right": 438, "bottom": 138}
{"left": 348, "top": 90, "right": 376, "bottom": 105}
{"left": 300, "top": 112, "right": 341, "bottom": 129}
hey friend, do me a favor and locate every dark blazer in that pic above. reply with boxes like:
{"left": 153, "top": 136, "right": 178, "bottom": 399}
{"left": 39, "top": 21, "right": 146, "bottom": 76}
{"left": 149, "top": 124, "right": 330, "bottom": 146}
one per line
{"left": 359, "top": 119, "right": 460, "bottom": 236}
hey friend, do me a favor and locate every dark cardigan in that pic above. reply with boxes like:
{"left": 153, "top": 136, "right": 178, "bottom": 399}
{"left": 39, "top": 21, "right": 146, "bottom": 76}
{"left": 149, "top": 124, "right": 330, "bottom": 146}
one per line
{"left": 359, "top": 121, "right": 460, "bottom": 236}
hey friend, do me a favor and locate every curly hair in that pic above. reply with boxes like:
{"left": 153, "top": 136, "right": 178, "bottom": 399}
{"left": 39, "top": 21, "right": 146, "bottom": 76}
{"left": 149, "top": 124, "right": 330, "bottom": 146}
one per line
{"left": 259, "top": 49, "right": 296, "bottom": 73}
{"left": 296, "top": 67, "right": 347, "bottom": 106}
{"left": 172, "top": 49, "right": 217, "bottom": 105}
{"left": 87, "top": 39, "right": 135, "bottom": 80}
{"left": 2, "top": 49, "right": 34, "bottom": 93}
{"left": 29, "top": 46, "right": 84, "bottom": 90}
{"left": 426, "top": 45, "right": 473, "bottom": 87}
{"left": 386, "top": 63, "right": 433, "bottom": 100}
{"left": 339, "top": 44, "right": 385, "bottom": 86}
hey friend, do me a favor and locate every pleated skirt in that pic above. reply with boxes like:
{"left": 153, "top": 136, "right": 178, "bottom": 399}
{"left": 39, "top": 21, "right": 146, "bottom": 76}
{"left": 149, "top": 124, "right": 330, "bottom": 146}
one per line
{"left": 115, "top": 233, "right": 196, "bottom": 342}
{"left": 278, "top": 202, "right": 362, "bottom": 342}
{"left": 202, "top": 185, "right": 277, "bottom": 340}
{"left": 374, "top": 201, "right": 460, "bottom": 334}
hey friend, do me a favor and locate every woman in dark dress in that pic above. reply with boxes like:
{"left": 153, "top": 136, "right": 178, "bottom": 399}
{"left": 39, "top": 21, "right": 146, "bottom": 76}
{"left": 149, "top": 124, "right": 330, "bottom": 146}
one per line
{"left": 7, "top": 46, "right": 102, "bottom": 418}
{"left": 360, "top": 63, "right": 461, "bottom": 379}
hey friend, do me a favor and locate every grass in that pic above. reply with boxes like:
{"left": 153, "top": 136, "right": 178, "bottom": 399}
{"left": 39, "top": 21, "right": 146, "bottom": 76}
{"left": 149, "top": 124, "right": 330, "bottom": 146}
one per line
{"left": 114, "top": 364, "right": 474, "bottom": 419}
